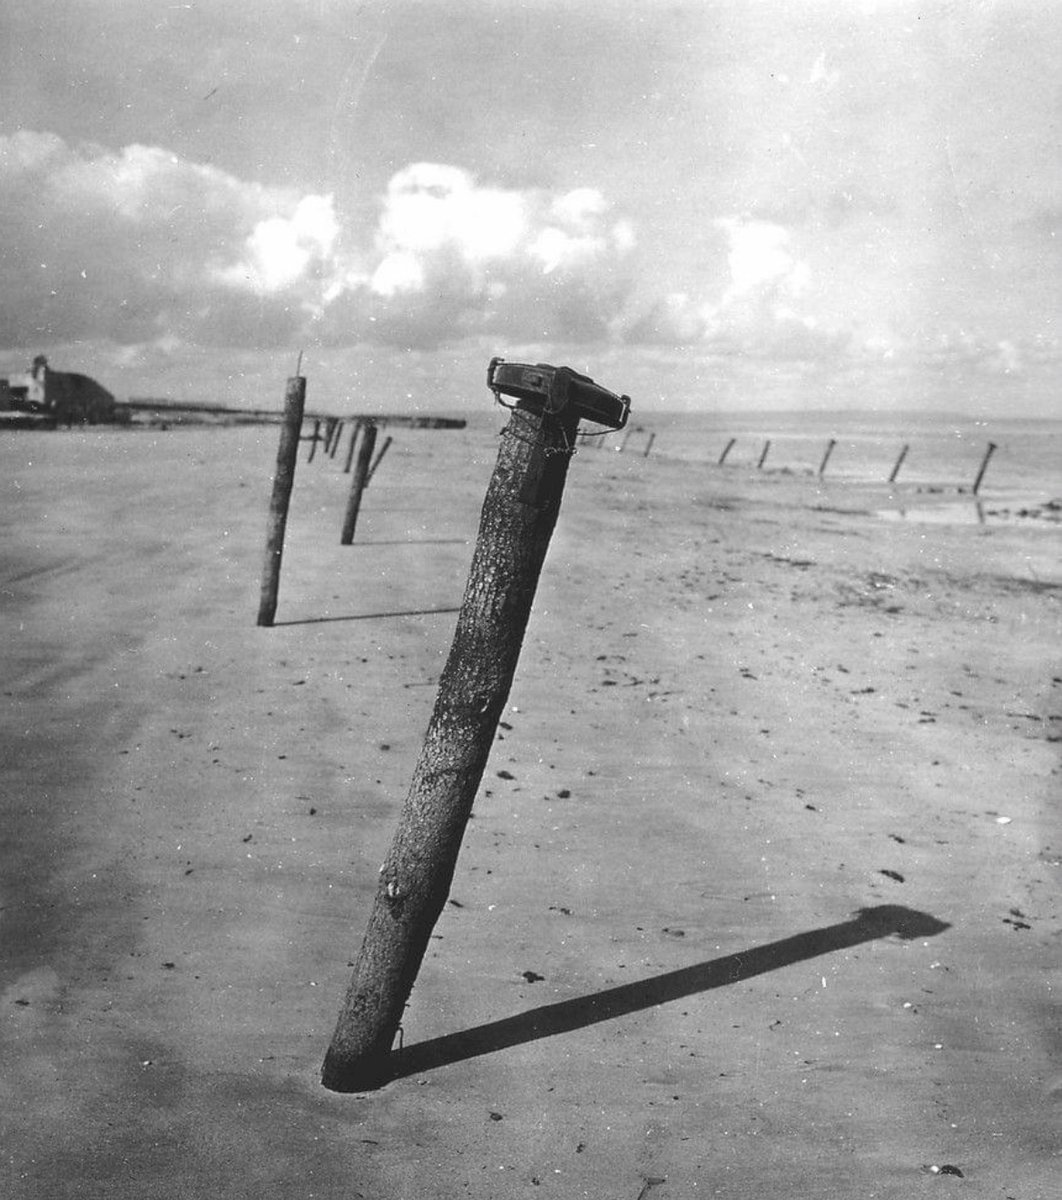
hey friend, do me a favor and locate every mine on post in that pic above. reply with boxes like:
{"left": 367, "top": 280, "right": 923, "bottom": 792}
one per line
{"left": 321, "top": 358, "right": 631, "bottom": 1092}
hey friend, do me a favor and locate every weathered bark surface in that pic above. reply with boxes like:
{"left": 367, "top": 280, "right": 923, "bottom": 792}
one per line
{"left": 340, "top": 422, "right": 377, "bottom": 545}
{"left": 321, "top": 403, "right": 579, "bottom": 1091}
{"left": 256, "top": 376, "right": 306, "bottom": 627}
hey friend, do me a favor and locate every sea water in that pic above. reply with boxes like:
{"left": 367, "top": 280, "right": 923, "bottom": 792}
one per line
{"left": 601, "top": 410, "right": 1061, "bottom": 525}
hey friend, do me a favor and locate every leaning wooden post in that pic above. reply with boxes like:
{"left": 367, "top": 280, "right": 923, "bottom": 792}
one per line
{"left": 343, "top": 421, "right": 362, "bottom": 473}
{"left": 321, "top": 358, "right": 630, "bottom": 1092}
{"left": 971, "top": 441, "right": 997, "bottom": 496}
{"left": 888, "top": 443, "right": 909, "bottom": 484}
{"left": 757, "top": 439, "right": 771, "bottom": 469}
{"left": 818, "top": 438, "right": 837, "bottom": 477}
{"left": 642, "top": 432, "right": 656, "bottom": 458}
{"left": 329, "top": 420, "right": 345, "bottom": 459}
{"left": 340, "top": 422, "right": 377, "bottom": 545}
{"left": 718, "top": 437, "right": 736, "bottom": 465}
{"left": 256, "top": 375, "right": 306, "bottom": 627}
{"left": 368, "top": 434, "right": 394, "bottom": 483}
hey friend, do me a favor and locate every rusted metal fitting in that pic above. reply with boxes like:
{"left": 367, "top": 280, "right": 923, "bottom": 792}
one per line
{"left": 488, "top": 357, "right": 630, "bottom": 430}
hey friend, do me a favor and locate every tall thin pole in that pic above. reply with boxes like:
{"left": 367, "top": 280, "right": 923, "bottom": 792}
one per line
{"left": 329, "top": 420, "right": 345, "bottom": 459}
{"left": 257, "top": 376, "right": 306, "bottom": 627}
{"left": 642, "top": 432, "right": 656, "bottom": 458}
{"left": 888, "top": 443, "right": 909, "bottom": 484}
{"left": 757, "top": 439, "right": 771, "bottom": 469}
{"left": 818, "top": 438, "right": 837, "bottom": 478}
{"left": 718, "top": 437, "right": 736, "bottom": 465}
{"left": 322, "top": 399, "right": 585, "bottom": 1092}
{"left": 971, "top": 441, "right": 997, "bottom": 496}
{"left": 340, "top": 422, "right": 377, "bottom": 545}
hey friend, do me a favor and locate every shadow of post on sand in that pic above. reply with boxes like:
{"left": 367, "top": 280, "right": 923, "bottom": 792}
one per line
{"left": 372, "top": 904, "right": 949, "bottom": 1086}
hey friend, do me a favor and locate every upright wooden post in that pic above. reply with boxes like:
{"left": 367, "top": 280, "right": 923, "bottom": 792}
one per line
{"left": 256, "top": 376, "right": 306, "bottom": 627}
{"left": 718, "top": 437, "right": 736, "bottom": 465}
{"left": 888, "top": 443, "right": 910, "bottom": 484}
{"left": 329, "top": 420, "right": 345, "bottom": 459}
{"left": 757, "top": 439, "right": 771, "bottom": 469}
{"left": 971, "top": 441, "right": 997, "bottom": 496}
{"left": 343, "top": 421, "right": 362, "bottom": 473}
{"left": 619, "top": 426, "right": 636, "bottom": 453}
{"left": 340, "top": 422, "right": 377, "bottom": 545}
{"left": 642, "top": 432, "right": 656, "bottom": 458}
{"left": 818, "top": 438, "right": 837, "bottom": 477}
{"left": 307, "top": 419, "right": 322, "bottom": 462}
{"left": 368, "top": 434, "right": 394, "bottom": 483}
{"left": 322, "top": 399, "right": 586, "bottom": 1092}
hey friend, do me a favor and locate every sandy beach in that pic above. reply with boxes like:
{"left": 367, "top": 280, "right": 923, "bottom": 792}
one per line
{"left": 2, "top": 417, "right": 1059, "bottom": 1199}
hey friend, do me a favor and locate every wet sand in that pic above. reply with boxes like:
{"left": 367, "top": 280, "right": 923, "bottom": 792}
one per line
{"left": 2, "top": 421, "right": 1059, "bottom": 1198}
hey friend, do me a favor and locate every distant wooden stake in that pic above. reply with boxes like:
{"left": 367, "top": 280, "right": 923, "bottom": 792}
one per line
{"left": 368, "top": 435, "right": 393, "bottom": 483}
{"left": 256, "top": 376, "right": 306, "bottom": 627}
{"left": 718, "top": 437, "right": 736, "bottom": 465}
{"left": 343, "top": 421, "right": 361, "bottom": 474}
{"left": 321, "top": 400, "right": 584, "bottom": 1092}
{"left": 340, "top": 422, "right": 377, "bottom": 545}
{"left": 972, "top": 441, "right": 997, "bottom": 496}
{"left": 757, "top": 439, "right": 771, "bottom": 469}
{"left": 818, "top": 438, "right": 837, "bottom": 477}
{"left": 888, "top": 443, "right": 909, "bottom": 484}
{"left": 307, "top": 419, "right": 322, "bottom": 463}
{"left": 619, "top": 427, "right": 635, "bottom": 453}
{"left": 329, "top": 420, "right": 345, "bottom": 459}
{"left": 643, "top": 432, "right": 656, "bottom": 458}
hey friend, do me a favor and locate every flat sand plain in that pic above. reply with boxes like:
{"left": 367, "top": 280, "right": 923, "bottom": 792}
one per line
{"left": 2, "top": 420, "right": 1059, "bottom": 1199}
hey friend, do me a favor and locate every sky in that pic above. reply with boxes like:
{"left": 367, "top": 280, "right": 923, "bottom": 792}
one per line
{"left": 1, "top": 0, "right": 1059, "bottom": 416}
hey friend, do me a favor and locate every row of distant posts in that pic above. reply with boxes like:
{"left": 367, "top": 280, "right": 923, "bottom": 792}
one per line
{"left": 597, "top": 424, "right": 998, "bottom": 496}
{"left": 256, "top": 374, "right": 393, "bottom": 628}
{"left": 717, "top": 434, "right": 997, "bottom": 493}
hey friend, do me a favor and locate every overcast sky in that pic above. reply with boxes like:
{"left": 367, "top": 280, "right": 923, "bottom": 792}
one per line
{"left": 1, "top": 0, "right": 1058, "bottom": 414}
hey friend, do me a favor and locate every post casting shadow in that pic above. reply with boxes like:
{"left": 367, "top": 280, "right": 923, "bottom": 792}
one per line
{"left": 382, "top": 905, "right": 949, "bottom": 1083}
{"left": 274, "top": 606, "right": 460, "bottom": 628}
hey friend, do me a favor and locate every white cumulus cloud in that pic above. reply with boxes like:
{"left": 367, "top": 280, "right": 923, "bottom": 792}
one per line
{"left": 315, "top": 163, "right": 636, "bottom": 346}
{"left": 220, "top": 193, "right": 339, "bottom": 293}
{"left": 0, "top": 134, "right": 635, "bottom": 352}
{"left": 621, "top": 216, "right": 846, "bottom": 360}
